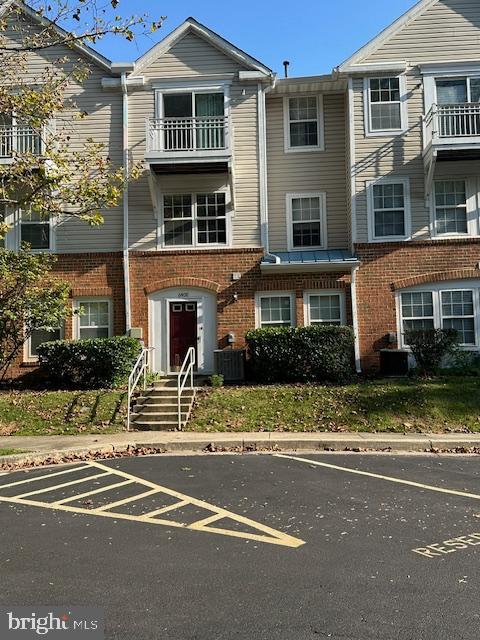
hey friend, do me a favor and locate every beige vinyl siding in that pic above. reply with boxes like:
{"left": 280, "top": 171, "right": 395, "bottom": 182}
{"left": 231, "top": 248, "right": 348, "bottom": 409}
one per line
{"left": 266, "top": 93, "right": 349, "bottom": 251}
{"left": 353, "top": 72, "right": 430, "bottom": 243}
{"left": 137, "top": 31, "right": 246, "bottom": 79}
{"left": 362, "top": 0, "right": 480, "bottom": 64}
{"left": 127, "top": 39, "right": 261, "bottom": 250}
{"left": 2, "top": 13, "right": 123, "bottom": 253}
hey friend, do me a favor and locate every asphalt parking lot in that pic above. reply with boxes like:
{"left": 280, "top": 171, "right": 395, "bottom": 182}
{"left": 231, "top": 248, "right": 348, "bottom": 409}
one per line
{"left": 1, "top": 453, "right": 479, "bottom": 639}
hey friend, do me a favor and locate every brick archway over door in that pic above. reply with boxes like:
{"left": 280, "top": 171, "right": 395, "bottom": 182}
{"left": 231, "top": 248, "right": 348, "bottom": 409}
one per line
{"left": 144, "top": 277, "right": 221, "bottom": 296}
{"left": 391, "top": 268, "right": 480, "bottom": 291}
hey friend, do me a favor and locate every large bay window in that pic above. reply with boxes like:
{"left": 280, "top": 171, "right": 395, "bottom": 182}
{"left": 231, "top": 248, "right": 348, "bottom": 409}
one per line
{"left": 365, "top": 76, "right": 407, "bottom": 135}
{"left": 398, "top": 282, "right": 480, "bottom": 348}
{"left": 367, "top": 177, "right": 411, "bottom": 242}
{"left": 162, "top": 192, "right": 227, "bottom": 248}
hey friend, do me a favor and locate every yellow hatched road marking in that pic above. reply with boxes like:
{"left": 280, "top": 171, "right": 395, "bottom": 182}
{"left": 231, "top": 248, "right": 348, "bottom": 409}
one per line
{"left": 275, "top": 454, "right": 480, "bottom": 501}
{"left": 143, "top": 500, "right": 190, "bottom": 519}
{"left": 0, "top": 460, "right": 305, "bottom": 549}
{"left": 53, "top": 479, "right": 134, "bottom": 506}
{"left": 96, "top": 488, "right": 159, "bottom": 512}
{"left": 0, "top": 465, "right": 90, "bottom": 490}
{"left": 14, "top": 473, "right": 108, "bottom": 499}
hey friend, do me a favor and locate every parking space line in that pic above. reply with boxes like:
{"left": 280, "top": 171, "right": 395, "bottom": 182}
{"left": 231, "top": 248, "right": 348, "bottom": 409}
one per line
{"left": 14, "top": 473, "right": 108, "bottom": 499}
{"left": 0, "top": 465, "right": 90, "bottom": 490}
{"left": 275, "top": 454, "right": 480, "bottom": 501}
{"left": 96, "top": 489, "right": 159, "bottom": 512}
{"left": 0, "top": 460, "right": 305, "bottom": 548}
{"left": 53, "top": 479, "right": 134, "bottom": 505}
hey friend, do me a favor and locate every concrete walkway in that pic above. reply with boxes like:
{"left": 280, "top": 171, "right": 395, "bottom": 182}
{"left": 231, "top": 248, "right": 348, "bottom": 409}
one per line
{"left": 1, "top": 431, "right": 480, "bottom": 466}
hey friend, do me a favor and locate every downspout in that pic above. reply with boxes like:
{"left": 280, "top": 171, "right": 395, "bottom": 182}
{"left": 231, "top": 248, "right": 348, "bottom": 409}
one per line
{"left": 351, "top": 265, "right": 362, "bottom": 374}
{"left": 121, "top": 71, "right": 132, "bottom": 333}
{"left": 257, "top": 78, "right": 280, "bottom": 264}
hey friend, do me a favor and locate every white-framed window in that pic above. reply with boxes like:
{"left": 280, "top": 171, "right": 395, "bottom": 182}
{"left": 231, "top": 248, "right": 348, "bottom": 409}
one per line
{"left": 396, "top": 280, "right": 480, "bottom": 348}
{"left": 304, "top": 290, "right": 346, "bottom": 326}
{"left": 255, "top": 292, "right": 295, "bottom": 328}
{"left": 433, "top": 180, "right": 472, "bottom": 236}
{"left": 161, "top": 192, "right": 228, "bottom": 248}
{"left": 366, "top": 177, "right": 411, "bottom": 242}
{"left": 20, "top": 209, "right": 52, "bottom": 251}
{"left": 73, "top": 299, "right": 112, "bottom": 340}
{"left": 286, "top": 192, "right": 327, "bottom": 250}
{"left": 25, "top": 324, "right": 63, "bottom": 361}
{"left": 364, "top": 76, "right": 408, "bottom": 136}
{"left": 435, "top": 77, "right": 480, "bottom": 105}
{"left": 284, "top": 95, "right": 324, "bottom": 152}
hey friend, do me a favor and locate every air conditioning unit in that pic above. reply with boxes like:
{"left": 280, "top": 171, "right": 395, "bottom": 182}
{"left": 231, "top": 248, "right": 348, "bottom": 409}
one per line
{"left": 214, "top": 349, "right": 245, "bottom": 383}
{"left": 380, "top": 349, "right": 410, "bottom": 377}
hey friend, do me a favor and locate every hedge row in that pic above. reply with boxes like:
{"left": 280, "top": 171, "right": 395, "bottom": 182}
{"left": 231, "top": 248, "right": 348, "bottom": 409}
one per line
{"left": 245, "top": 325, "right": 355, "bottom": 383}
{"left": 37, "top": 336, "right": 141, "bottom": 389}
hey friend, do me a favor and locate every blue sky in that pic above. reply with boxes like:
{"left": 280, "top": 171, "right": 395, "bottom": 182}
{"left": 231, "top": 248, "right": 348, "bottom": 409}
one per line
{"left": 94, "top": 0, "right": 418, "bottom": 76}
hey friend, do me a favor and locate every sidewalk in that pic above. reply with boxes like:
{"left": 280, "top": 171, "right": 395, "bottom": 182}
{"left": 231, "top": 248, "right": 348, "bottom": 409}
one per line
{"left": 1, "top": 431, "right": 480, "bottom": 467}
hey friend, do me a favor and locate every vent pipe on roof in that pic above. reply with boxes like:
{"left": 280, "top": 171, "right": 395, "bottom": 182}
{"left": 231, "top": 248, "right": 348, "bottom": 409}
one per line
{"left": 283, "top": 60, "right": 290, "bottom": 78}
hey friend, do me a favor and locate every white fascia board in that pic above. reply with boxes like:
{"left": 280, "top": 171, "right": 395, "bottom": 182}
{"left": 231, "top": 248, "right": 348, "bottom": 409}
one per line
{"left": 340, "top": 61, "right": 408, "bottom": 75}
{"left": 238, "top": 70, "right": 270, "bottom": 81}
{"left": 336, "top": 0, "right": 439, "bottom": 72}
{"left": 260, "top": 261, "right": 361, "bottom": 274}
{"left": 420, "top": 61, "right": 480, "bottom": 75}
{"left": 102, "top": 76, "right": 145, "bottom": 89}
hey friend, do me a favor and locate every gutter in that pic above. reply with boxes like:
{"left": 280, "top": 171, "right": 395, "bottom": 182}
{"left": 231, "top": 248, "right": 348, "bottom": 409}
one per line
{"left": 351, "top": 264, "right": 362, "bottom": 374}
{"left": 121, "top": 71, "right": 132, "bottom": 333}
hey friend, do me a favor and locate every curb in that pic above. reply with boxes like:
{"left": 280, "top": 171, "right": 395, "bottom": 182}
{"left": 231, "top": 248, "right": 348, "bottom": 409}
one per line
{"left": 1, "top": 435, "right": 480, "bottom": 470}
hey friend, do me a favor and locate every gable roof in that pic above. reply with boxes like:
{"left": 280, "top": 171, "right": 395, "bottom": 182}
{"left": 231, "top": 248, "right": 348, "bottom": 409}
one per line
{"left": 133, "top": 17, "right": 272, "bottom": 77}
{"left": 0, "top": 0, "right": 112, "bottom": 72}
{"left": 336, "top": 0, "right": 440, "bottom": 71}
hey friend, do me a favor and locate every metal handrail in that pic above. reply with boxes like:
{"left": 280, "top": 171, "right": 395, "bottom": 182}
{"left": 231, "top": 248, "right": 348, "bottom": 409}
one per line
{"left": 146, "top": 115, "right": 228, "bottom": 153}
{"left": 177, "top": 346, "right": 196, "bottom": 430}
{"left": 127, "top": 347, "right": 153, "bottom": 431}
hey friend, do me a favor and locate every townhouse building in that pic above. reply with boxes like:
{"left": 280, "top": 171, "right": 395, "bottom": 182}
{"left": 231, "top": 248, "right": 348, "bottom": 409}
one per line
{"left": 3, "top": 0, "right": 480, "bottom": 380}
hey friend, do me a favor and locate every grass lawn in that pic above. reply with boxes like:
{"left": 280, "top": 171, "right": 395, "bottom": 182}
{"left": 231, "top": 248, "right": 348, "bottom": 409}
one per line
{"left": 0, "top": 448, "right": 27, "bottom": 456}
{"left": 187, "top": 377, "right": 480, "bottom": 434}
{"left": 0, "top": 390, "right": 127, "bottom": 436}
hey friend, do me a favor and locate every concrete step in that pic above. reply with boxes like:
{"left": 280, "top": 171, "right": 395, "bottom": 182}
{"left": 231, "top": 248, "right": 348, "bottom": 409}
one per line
{"left": 133, "top": 403, "right": 191, "bottom": 414}
{"left": 132, "top": 420, "right": 181, "bottom": 431}
{"left": 132, "top": 410, "right": 188, "bottom": 419}
{"left": 139, "top": 390, "right": 195, "bottom": 401}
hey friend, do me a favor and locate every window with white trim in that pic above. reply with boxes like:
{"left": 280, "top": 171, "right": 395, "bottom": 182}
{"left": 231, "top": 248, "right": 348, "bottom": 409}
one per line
{"left": 74, "top": 300, "right": 112, "bottom": 339}
{"left": 20, "top": 210, "right": 51, "bottom": 251}
{"left": 162, "top": 192, "right": 227, "bottom": 247}
{"left": 367, "top": 178, "right": 410, "bottom": 242}
{"left": 287, "top": 193, "right": 326, "bottom": 250}
{"left": 285, "top": 96, "right": 323, "bottom": 151}
{"left": 398, "top": 282, "right": 480, "bottom": 348}
{"left": 366, "top": 77, "right": 407, "bottom": 135}
{"left": 256, "top": 293, "right": 295, "bottom": 328}
{"left": 305, "top": 291, "right": 345, "bottom": 326}
{"left": 434, "top": 180, "right": 468, "bottom": 235}
{"left": 27, "top": 325, "right": 62, "bottom": 360}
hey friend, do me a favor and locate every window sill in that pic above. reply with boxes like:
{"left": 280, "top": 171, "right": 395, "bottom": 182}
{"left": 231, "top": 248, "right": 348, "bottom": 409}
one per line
{"left": 21, "top": 361, "right": 39, "bottom": 368}
{"left": 367, "top": 236, "right": 411, "bottom": 243}
{"left": 365, "top": 129, "right": 407, "bottom": 138}
{"left": 284, "top": 145, "right": 325, "bottom": 154}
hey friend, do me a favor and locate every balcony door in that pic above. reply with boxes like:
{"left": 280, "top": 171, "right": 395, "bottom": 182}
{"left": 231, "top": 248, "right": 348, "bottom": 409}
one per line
{"left": 159, "top": 91, "right": 224, "bottom": 151}
{"left": 435, "top": 77, "right": 480, "bottom": 137}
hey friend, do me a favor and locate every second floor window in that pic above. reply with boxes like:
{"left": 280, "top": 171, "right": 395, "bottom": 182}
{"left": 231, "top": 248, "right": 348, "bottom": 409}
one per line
{"left": 367, "top": 178, "right": 411, "bottom": 242}
{"left": 366, "top": 77, "right": 406, "bottom": 135}
{"left": 287, "top": 193, "right": 326, "bottom": 250}
{"left": 285, "top": 96, "right": 323, "bottom": 151}
{"left": 434, "top": 181, "right": 468, "bottom": 236}
{"left": 162, "top": 193, "right": 227, "bottom": 248}
{"left": 20, "top": 210, "right": 50, "bottom": 251}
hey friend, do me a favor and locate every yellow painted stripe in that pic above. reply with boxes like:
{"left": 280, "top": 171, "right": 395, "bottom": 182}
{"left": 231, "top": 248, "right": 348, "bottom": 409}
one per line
{"left": 189, "top": 513, "right": 224, "bottom": 529}
{"left": 0, "top": 465, "right": 90, "bottom": 490}
{"left": 13, "top": 472, "right": 108, "bottom": 499}
{"left": 53, "top": 479, "right": 134, "bottom": 505}
{"left": 96, "top": 488, "right": 159, "bottom": 512}
{"left": 143, "top": 499, "right": 190, "bottom": 519}
{"left": 275, "top": 454, "right": 480, "bottom": 501}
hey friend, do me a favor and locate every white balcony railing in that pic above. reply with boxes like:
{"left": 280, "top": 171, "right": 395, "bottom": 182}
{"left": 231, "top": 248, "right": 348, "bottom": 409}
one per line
{"left": 0, "top": 125, "right": 42, "bottom": 158}
{"left": 146, "top": 116, "right": 228, "bottom": 155}
{"left": 424, "top": 103, "right": 480, "bottom": 148}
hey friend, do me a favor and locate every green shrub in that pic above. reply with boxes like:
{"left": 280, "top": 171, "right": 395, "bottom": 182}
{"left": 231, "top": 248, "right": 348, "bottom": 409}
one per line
{"left": 404, "top": 328, "right": 458, "bottom": 377}
{"left": 37, "top": 336, "right": 142, "bottom": 389}
{"left": 209, "top": 374, "right": 224, "bottom": 388}
{"left": 245, "top": 325, "right": 355, "bottom": 384}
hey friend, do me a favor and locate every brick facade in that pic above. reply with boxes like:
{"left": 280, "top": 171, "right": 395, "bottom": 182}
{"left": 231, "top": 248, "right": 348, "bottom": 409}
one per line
{"left": 355, "top": 239, "right": 480, "bottom": 370}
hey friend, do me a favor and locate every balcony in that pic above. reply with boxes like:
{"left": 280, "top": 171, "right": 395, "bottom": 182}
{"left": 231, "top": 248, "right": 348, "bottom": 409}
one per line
{"left": 145, "top": 116, "right": 231, "bottom": 173}
{"left": 0, "top": 125, "right": 43, "bottom": 162}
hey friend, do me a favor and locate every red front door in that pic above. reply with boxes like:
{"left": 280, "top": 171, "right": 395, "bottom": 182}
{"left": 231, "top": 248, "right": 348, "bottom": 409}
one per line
{"left": 169, "top": 301, "right": 197, "bottom": 371}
